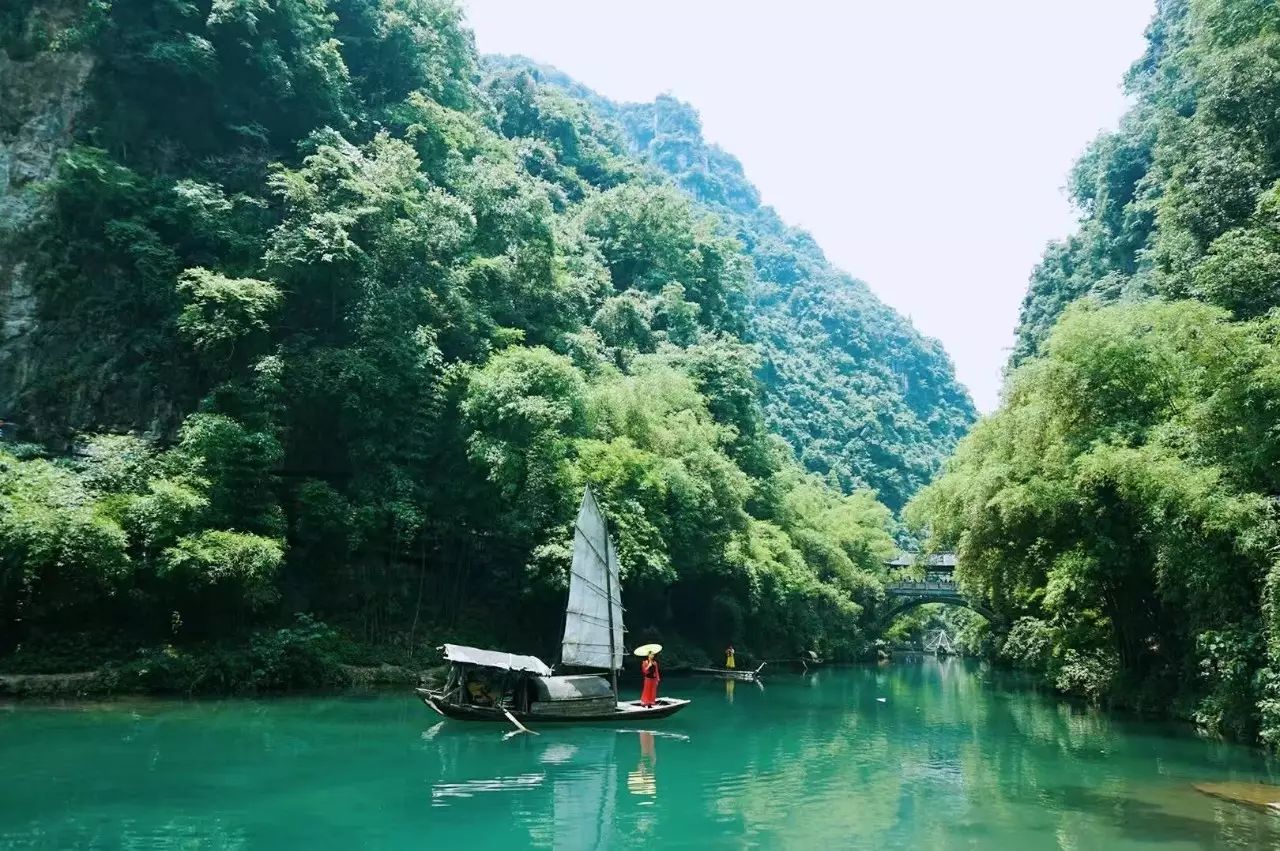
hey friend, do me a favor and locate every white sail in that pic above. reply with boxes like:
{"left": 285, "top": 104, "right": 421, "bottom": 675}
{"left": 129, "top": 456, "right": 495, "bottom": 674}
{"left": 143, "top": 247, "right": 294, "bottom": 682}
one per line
{"left": 560, "top": 487, "right": 624, "bottom": 670}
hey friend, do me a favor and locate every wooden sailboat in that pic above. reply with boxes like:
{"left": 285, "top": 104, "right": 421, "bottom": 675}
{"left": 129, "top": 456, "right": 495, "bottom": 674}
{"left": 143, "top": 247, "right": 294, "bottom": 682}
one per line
{"left": 416, "top": 487, "right": 690, "bottom": 723}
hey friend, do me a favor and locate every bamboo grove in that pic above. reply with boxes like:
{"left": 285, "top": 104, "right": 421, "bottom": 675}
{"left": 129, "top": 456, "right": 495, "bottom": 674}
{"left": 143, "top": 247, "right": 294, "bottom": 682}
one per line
{"left": 910, "top": 0, "right": 1280, "bottom": 745}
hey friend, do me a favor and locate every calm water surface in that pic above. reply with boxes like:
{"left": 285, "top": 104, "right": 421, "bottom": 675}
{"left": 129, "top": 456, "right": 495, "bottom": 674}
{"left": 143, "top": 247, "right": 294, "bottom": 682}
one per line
{"left": 3, "top": 658, "right": 1280, "bottom": 849}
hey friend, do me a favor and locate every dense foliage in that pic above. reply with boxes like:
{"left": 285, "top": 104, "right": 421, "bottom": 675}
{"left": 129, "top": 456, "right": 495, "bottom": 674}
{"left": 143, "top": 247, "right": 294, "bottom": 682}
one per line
{"left": 487, "top": 58, "right": 977, "bottom": 511}
{"left": 912, "top": 0, "right": 1280, "bottom": 744}
{"left": 0, "top": 0, "right": 968, "bottom": 684}
{"left": 1011, "top": 0, "right": 1280, "bottom": 362}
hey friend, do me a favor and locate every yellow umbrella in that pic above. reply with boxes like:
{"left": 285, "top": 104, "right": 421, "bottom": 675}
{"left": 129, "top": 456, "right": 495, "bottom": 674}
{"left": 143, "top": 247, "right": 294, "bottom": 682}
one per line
{"left": 633, "top": 643, "right": 663, "bottom": 657}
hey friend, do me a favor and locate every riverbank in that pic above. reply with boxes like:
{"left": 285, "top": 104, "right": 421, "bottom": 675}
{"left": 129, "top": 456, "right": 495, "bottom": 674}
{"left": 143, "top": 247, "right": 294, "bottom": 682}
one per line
{"left": 0, "top": 659, "right": 752, "bottom": 700}
{"left": 0, "top": 650, "right": 818, "bottom": 700}
{"left": 0, "top": 663, "right": 422, "bottom": 700}
{"left": 0, "top": 614, "right": 443, "bottom": 699}
{"left": 0, "top": 614, "right": 764, "bottom": 699}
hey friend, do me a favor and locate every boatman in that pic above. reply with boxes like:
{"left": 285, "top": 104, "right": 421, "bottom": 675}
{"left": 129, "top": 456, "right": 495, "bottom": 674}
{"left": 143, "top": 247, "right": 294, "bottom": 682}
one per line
{"left": 467, "top": 677, "right": 494, "bottom": 706}
{"left": 725, "top": 644, "right": 735, "bottom": 670}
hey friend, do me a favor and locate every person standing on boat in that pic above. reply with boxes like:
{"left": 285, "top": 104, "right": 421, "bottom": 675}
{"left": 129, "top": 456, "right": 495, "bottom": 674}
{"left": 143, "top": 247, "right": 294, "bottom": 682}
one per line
{"left": 640, "top": 650, "right": 661, "bottom": 706}
{"left": 725, "top": 645, "right": 735, "bottom": 670}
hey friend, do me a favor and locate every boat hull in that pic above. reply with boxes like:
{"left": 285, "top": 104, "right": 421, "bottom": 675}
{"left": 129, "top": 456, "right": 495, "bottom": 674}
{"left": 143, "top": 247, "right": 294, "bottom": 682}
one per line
{"left": 416, "top": 689, "right": 690, "bottom": 723}
{"left": 691, "top": 666, "right": 762, "bottom": 682}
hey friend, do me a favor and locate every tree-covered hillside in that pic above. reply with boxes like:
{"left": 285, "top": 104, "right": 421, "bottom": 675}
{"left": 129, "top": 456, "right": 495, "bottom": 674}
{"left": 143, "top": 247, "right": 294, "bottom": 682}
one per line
{"left": 487, "top": 57, "right": 977, "bottom": 511}
{"left": 1010, "top": 0, "right": 1280, "bottom": 364}
{"left": 0, "top": 0, "right": 967, "bottom": 688}
{"left": 912, "top": 0, "right": 1280, "bottom": 745}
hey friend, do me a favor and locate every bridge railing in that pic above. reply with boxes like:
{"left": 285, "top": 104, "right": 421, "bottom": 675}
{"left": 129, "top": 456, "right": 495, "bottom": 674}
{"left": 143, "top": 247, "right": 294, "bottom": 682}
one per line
{"left": 886, "top": 580, "right": 959, "bottom": 593}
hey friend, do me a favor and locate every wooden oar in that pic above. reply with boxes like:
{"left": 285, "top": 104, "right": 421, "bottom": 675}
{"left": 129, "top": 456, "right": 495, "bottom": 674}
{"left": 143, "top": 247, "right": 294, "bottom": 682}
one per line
{"left": 502, "top": 708, "right": 539, "bottom": 736}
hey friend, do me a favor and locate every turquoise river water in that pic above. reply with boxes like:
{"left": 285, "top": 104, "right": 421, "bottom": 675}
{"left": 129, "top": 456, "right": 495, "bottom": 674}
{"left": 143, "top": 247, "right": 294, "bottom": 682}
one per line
{"left": 3, "top": 658, "right": 1280, "bottom": 849}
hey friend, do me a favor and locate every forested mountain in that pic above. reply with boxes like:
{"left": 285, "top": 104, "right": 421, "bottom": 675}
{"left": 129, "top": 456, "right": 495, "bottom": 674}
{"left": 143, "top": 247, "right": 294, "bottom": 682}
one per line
{"left": 1010, "top": 0, "right": 1280, "bottom": 364}
{"left": 0, "top": 0, "right": 968, "bottom": 688}
{"left": 912, "top": 0, "right": 1280, "bottom": 745}
{"left": 487, "top": 57, "right": 976, "bottom": 511}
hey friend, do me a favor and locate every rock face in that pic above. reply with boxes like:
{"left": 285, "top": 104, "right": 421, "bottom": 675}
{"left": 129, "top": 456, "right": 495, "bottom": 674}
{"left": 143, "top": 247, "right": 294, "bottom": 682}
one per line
{"left": 0, "top": 670, "right": 107, "bottom": 698}
{"left": 0, "top": 44, "right": 94, "bottom": 419}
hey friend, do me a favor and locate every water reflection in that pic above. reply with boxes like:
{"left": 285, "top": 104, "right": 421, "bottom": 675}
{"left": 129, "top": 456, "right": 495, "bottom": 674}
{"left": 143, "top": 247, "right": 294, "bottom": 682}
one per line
{"left": 431, "top": 772, "right": 544, "bottom": 803}
{"left": 551, "top": 737, "right": 616, "bottom": 851}
{"left": 626, "top": 732, "right": 657, "bottom": 798}
{"left": 5, "top": 664, "right": 1280, "bottom": 849}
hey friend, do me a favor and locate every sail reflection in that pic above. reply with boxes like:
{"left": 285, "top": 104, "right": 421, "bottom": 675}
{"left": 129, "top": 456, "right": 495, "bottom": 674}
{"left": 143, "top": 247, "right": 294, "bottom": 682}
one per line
{"left": 551, "top": 733, "right": 619, "bottom": 851}
{"left": 539, "top": 744, "right": 578, "bottom": 764}
{"left": 420, "top": 729, "right": 626, "bottom": 848}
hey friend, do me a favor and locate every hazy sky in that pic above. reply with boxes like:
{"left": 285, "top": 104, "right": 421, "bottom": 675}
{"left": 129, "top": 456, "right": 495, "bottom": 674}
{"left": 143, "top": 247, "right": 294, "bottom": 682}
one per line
{"left": 461, "top": 1, "right": 1155, "bottom": 412}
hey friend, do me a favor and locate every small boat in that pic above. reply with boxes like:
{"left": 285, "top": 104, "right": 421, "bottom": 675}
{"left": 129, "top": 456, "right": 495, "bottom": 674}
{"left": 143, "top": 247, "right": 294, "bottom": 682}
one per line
{"left": 691, "top": 662, "right": 766, "bottom": 682}
{"left": 416, "top": 645, "right": 688, "bottom": 722}
{"left": 416, "top": 487, "right": 690, "bottom": 724}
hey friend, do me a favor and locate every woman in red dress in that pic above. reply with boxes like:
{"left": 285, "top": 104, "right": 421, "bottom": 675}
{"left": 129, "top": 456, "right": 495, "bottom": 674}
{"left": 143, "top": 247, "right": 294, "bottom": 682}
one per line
{"left": 640, "top": 651, "right": 661, "bottom": 706}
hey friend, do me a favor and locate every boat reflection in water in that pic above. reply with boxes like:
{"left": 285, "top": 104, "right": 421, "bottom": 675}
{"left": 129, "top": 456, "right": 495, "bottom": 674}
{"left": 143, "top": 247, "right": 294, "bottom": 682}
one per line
{"left": 548, "top": 730, "right": 685, "bottom": 848}
{"left": 423, "top": 729, "right": 687, "bottom": 848}
{"left": 430, "top": 771, "right": 545, "bottom": 805}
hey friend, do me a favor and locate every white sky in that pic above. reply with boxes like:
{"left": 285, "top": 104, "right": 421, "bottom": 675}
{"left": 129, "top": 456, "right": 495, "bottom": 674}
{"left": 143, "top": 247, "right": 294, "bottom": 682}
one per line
{"left": 462, "top": 0, "right": 1155, "bottom": 412}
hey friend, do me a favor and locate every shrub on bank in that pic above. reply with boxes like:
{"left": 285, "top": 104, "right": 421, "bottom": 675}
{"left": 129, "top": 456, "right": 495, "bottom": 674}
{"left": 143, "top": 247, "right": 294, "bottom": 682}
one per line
{"left": 0, "top": 614, "right": 441, "bottom": 697}
{"left": 120, "top": 614, "right": 357, "bottom": 695}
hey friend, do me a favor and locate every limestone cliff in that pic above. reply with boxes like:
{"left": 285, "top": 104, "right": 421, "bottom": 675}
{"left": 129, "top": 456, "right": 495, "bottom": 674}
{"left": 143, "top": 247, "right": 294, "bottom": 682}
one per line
{"left": 0, "top": 40, "right": 93, "bottom": 422}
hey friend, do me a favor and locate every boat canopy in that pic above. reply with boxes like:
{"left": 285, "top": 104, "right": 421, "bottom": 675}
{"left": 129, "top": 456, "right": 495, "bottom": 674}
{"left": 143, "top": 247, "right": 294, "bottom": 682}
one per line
{"left": 441, "top": 643, "right": 553, "bottom": 676}
{"left": 532, "top": 674, "right": 613, "bottom": 701}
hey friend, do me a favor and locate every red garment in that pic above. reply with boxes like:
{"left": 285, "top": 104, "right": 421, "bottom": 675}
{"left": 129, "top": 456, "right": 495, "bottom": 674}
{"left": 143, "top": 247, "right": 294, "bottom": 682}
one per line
{"left": 640, "top": 658, "right": 661, "bottom": 706}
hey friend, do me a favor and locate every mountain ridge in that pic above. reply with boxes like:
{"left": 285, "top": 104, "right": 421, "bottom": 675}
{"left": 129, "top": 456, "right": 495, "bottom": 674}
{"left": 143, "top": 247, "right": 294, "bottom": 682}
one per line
{"left": 485, "top": 54, "right": 977, "bottom": 510}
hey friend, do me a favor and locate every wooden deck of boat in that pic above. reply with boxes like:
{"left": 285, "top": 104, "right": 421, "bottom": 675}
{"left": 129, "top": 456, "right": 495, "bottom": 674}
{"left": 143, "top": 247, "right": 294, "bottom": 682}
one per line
{"left": 615, "top": 700, "right": 679, "bottom": 714}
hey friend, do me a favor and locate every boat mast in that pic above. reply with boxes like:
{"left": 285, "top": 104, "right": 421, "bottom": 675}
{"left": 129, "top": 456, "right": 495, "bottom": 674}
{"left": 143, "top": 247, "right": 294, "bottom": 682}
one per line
{"left": 603, "top": 511, "right": 619, "bottom": 701}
